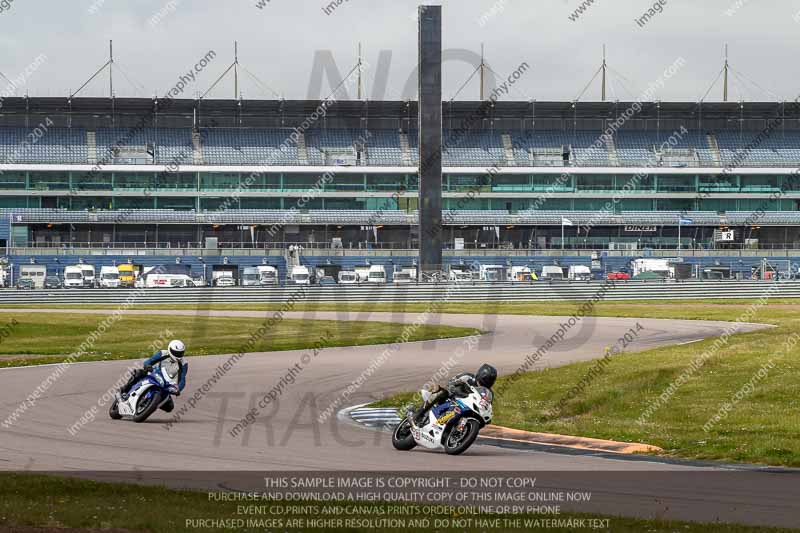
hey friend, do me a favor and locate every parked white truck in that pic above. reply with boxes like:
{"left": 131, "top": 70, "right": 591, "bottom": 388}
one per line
{"left": 258, "top": 265, "right": 279, "bottom": 285}
{"left": 99, "top": 266, "right": 121, "bottom": 288}
{"left": 290, "top": 265, "right": 312, "bottom": 285}
{"left": 64, "top": 265, "right": 85, "bottom": 288}
{"left": 567, "top": 265, "right": 592, "bottom": 281}
{"left": 241, "top": 267, "right": 262, "bottom": 287}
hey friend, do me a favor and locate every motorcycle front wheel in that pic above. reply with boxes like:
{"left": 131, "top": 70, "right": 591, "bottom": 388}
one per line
{"left": 443, "top": 417, "right": 481, "bottom": 455}
{"left": 391, "top": 418, "right": 417, "bottom": 451}
{"left": 132, "top": 391, "right": 162, "bottom": 423}
{"left": 108, "top": 399, "right": 122, "bottom": 420}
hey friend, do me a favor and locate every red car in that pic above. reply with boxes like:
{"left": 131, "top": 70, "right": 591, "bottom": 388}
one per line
{"left": 607, "top": 271, "right": 631, "bottom": 280}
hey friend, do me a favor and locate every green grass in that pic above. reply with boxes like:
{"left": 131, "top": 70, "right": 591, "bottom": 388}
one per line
{"left": 0, "top": 474, "right": 794, "bottom": 532}
{"left": 0, "top": 312, "right": 478, "bottom": 368}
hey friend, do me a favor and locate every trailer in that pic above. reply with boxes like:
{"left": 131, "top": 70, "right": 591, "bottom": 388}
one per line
{"left": 631, "top": 258, "right": 674, "bottom": 279}
{"left": 19, "top": 264, "right": 47, "bottom": 289}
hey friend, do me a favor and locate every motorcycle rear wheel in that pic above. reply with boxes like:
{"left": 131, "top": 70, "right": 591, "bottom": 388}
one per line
{"left": 132, "top": 391, "right": 162, "bottom": 423}
{"left": 392, "top": 418, "right": 417, "bottom": 451}
{"left": 443, "top": 417, "right": 481, "bottom": 455}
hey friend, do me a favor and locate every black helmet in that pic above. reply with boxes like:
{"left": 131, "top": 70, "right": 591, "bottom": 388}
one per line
{"left": 475, "top": 364, "right": 497, "bottom": 389}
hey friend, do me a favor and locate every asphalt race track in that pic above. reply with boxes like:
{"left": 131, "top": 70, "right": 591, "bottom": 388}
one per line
{"left": 1, "top": 309, "right": 798, "bottom": 527}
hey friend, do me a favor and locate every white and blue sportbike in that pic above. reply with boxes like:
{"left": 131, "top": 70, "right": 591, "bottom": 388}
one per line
{"left": 109, "top": 343, "right": 187, "bottom": 423}
{"left": 392, "top": 382, "right": 494, "bottom": 455}
{"left": 392, "top": 365, "right": 497, "bottom": 455}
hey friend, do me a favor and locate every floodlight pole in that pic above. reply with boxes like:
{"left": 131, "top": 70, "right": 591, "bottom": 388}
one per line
{"left": 357, "top": 42, "right": 363, "bottom": 100}
{"left": 723, "top": 44, "right": 729, "bottom": 103}
{"left": 109, "top": 40, "right": 114, "bottom": 98}
{"left": 601, "top": 44, "right": 606, "bottom": 102}
{"left": 480, "top": 44, "right": 485, "bottom": 101}
{"left": 234, "top": 41, "right": 239, "bottom": 99}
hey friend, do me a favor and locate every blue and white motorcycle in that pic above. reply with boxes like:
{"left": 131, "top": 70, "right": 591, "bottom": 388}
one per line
{"left": 109, "top": 364, "right": 180, "bottom": 423}
{"left": 392, "top": 384, "right": 493, "bottom": 455}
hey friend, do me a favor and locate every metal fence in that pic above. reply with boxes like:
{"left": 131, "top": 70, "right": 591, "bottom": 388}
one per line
{"left": 0, "top": 280, "right": 796, "bottom": 304}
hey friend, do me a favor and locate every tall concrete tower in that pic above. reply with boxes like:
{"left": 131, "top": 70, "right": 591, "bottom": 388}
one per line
{"left": 417, "top": 5, "right": 443, "bottom": 278}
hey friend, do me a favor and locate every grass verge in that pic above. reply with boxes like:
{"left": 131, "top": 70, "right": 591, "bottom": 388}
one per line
{"left": 0, "top": 473, "right": 794, "bottom": 532}
{"left": 0, "top": 312, "right": 477, "bottom": 368}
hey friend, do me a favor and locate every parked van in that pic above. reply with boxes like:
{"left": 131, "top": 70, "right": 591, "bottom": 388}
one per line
{"left": 367, "top": 265, "right": 387, "bottom": 283}
{"left": 145, "top": 274, "right": 197, "bottom": 288}
{"left": 567, "top": 265, "right": 592, "bottom": 281}
{"left": 64, "top": 265, "right": 85, "bottom": 288}
{"left": 99, "top": 266, "right": 121, "bottom": 288}
{"left": 19, "top": 265, "right": 47, "bottom": 289}
{"left": 80, "top": 264, "right": 96, "bottom": 288}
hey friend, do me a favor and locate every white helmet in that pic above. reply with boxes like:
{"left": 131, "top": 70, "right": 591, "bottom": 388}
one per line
{"left": 167, "top": 340, "right": 186, "bottom": 362}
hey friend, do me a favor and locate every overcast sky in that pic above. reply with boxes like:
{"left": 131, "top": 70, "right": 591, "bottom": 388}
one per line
{"left": 0, "top": 0, "right": 796, "bottom": 103}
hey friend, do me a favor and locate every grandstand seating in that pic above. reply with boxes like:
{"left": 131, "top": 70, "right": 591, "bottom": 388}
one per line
{"left": 95, "top": 128, "right": 193, "bottom": 165}
{"left": 1, "top": 126, "right": 799, "bottom": 167}
{"left": 0, "top": 127, "right": 87, "bottom": 164}
{"left": 200, "top": 128, "right": 299, "bottom": 165}
{"left": 6, "top": 208, "right": 800, "bottom": 226}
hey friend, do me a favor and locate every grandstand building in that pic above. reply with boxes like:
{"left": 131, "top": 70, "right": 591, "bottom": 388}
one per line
{"left": 2, "top": 97, "right": 800, "bottom": 280}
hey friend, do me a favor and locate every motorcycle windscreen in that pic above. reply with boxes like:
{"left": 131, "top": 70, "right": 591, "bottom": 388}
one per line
{"left": 162, "top": 360, "right": 180, "bottom": 380}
